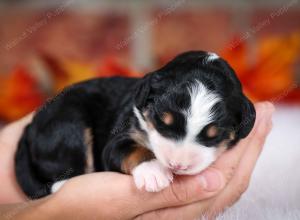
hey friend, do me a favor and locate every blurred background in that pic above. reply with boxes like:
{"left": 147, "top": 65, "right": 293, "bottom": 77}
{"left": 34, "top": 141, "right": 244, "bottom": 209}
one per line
{"left": 0, "top": 0, "right": 299, "bottom": 123}
{"left": 0, "top": 1, "right": 300, "bottom": 218}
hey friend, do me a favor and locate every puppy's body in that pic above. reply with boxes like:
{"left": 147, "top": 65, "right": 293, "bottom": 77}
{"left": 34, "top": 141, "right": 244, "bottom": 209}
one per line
{"left": 16, "top": 77, "right": 139, "bottom": 198}
{"left": 15, "top": 51, "right": 255, "bottom": 198}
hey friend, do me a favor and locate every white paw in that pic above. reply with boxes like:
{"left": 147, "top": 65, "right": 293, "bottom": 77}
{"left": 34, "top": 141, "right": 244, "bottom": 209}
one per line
{"left": 51, "top": 180, "right": 67, "bottom": 193}
{"left": 132, "top": 160, "right": 173, "bottom": 192}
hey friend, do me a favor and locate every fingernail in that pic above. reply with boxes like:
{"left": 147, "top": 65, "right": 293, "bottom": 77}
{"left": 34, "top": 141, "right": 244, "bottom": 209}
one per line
{"left": 198, "top": 169, "right": 224, "bottom": 192}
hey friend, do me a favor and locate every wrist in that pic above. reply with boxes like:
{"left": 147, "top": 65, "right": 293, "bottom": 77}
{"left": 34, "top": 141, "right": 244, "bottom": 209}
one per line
{"left": 12, "top": 194, "right": 66, "bottom": 220}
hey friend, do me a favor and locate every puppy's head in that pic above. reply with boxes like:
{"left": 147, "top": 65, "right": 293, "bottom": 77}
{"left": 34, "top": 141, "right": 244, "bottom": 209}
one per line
{"left": 133, "top": 51, "right": 255, "bottom": 175}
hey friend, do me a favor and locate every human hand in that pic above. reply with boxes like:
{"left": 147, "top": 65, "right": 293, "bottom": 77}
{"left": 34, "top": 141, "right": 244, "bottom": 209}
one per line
{"left": 1, "top": 102, "right": 274, "bottom": 220}
{"left": 138, "top": 102, "right": 274, "bottom": 219}
{"left": 0, "top": 113, "right": 34, "bottom": 204}
{"left": 35, "top": 102, "right": 274, "bottom": 220}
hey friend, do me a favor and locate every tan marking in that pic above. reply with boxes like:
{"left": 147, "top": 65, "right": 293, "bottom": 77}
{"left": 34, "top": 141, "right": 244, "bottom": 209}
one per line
{"left": 162, "top": 112, "right": 173, "bottom": 125}
{"left": 84, "top": 128, "right": 94, "bottom": 173}
{"left": 229, "top": 131, "right": 235, "bottom": 140}
{"left": 121, "top": 146, "right": 155, "bottom": 174}
{"left": 215, "top": 132, "right": 237, "bottom": 157}
{"left": 207, "top": 125, "right": 219, "bottom": 138}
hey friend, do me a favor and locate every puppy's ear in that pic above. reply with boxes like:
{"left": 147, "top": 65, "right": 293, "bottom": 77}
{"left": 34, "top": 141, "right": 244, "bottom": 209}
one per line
{"left": 229, "top": 95, "right": 256, "bottom": 139}
{"left": 134, "top": 74, "right": 152, "bottom": 110}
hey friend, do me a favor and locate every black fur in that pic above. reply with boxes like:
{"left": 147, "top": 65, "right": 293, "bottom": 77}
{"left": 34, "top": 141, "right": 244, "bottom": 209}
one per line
{"left": 15, "top": 51, "right": 255, "bottom": 198}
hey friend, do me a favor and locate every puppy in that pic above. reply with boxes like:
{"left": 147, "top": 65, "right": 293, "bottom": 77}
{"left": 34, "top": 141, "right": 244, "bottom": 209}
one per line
{"left": 15, "top": 51, "right": 255, "bottom": 198}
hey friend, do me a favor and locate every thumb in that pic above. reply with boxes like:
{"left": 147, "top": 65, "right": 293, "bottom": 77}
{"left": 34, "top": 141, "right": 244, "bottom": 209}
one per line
{"left": 54, "top": 170, "right": 225, "bottom": 219}
{"left": 135, "top": 168, "right": 225, "bottom": 215}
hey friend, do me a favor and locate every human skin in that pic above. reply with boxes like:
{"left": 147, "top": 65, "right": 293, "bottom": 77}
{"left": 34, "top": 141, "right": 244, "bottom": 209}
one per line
{"left": 0, "top": 102, "right": 274, "bottom": 220}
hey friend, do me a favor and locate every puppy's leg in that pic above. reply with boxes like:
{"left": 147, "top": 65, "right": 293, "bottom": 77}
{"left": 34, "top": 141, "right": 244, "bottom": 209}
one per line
{"left": 15, "top": 119, "right": 88, "bottom": 198}
{"left": 103, "top": 135, "right": 173, "bottom": 192}
{"left": 132, "top": 159, "right": 173, "bottom": 192}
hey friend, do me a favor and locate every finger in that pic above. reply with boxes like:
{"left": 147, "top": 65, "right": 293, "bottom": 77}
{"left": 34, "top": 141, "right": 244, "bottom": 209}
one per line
{"left": 208, "top": 102, "right": 272, "bottom": 184}
{"left": 56, "top": 171, "right": 223, "bottom": 219}
{"left": 0, "top": 112, "right": 34, "bottom": 148}
{"left": 235, "top": 104, "right": 274, "bottom": 182}
{"left": 133, "top": 168, "right": 225, "bottom": 216}
{"left": 236, "top": 102, "right": 275, "bottom": 152}
{"left": 226, "top": 102, "right": 274, "bottom": 193}
{"left": 134, "top": 201, "right": 204, "bottom": 220}
{"left": 0, "top": 113, "right": 34, "bottom": 203}
{"left": 203, "top": 103, "right": 275, "bottom": 218}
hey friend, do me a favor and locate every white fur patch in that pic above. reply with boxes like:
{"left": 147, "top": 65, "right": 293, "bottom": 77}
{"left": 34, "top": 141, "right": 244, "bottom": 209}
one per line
{"left": 132, "top": 159, "right": 173, "bottom": 192}
{"left": 51, "top": 180, "right": 67, "bottom": 193}
{"left": 206, "top": 52, "right": 219, "bottom": 62}
{"left": 133, "top": 106, "right": 149, "bottom": 132}
{"left": 186, "top": 81, "right": 220, "bottom": 140}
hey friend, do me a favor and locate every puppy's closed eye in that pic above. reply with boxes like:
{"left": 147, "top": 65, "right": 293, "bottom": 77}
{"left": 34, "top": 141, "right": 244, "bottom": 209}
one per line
{"left": 199, "top": 124, "right": 237, "bottom": 148}
{"left": 197, "top": 123, "right": 226, "bottom": 147}
{"left": 200, "top": 123, "right": 220, "bottom": 139}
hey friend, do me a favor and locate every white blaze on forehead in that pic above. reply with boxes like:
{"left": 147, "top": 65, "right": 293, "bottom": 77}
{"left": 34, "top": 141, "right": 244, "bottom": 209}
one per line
{"left": 206, "top": 52, "right": 219, "bottom": 62}
{"left": 133, "top": 106, "right": 148, "bottom": 132}
{"left": 185, "top": 81, "right": 220, "bottom": 141}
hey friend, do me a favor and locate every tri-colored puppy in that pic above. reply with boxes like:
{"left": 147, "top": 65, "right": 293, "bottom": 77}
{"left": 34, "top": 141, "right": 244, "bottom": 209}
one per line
{"left": 15, "top": 51, "right": 255, "bottom": 198}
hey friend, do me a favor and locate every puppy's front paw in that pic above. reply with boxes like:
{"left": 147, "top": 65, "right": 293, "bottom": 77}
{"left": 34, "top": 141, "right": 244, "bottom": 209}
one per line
{"left": 132, "top": 159, "right": 173, "bottom": 192}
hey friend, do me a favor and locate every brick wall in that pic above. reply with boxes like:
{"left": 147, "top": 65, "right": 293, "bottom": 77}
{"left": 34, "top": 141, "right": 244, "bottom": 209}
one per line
{"left": 0, "top": 0, "right": 299, "bottom": 122}
{"left": 0, "top": 0, "right": 299, "bottom": 71}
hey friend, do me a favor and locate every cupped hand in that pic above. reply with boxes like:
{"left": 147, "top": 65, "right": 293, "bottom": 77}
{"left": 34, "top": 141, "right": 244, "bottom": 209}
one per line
{"left": 0, "top": 102, "right": 274, "bottom": 220}
{"left": 40, "top": 102, "right": 274, "bottom": 220}
{"left": 0, "top": 113, "right": 34, "bottom": 203}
